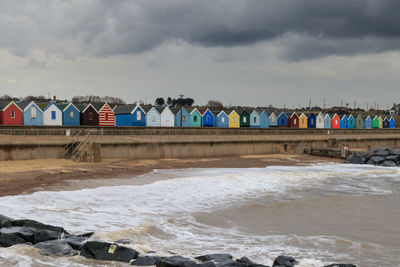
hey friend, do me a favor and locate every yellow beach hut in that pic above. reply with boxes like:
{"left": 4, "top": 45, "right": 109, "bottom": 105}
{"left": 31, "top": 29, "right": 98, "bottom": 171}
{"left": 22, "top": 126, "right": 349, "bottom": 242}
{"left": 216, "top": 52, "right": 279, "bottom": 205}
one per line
{"left": 378, "top": 116, "right": 383, "bottom": 128}
{"left": 228, "top": 110, "right": 240, "bottom": 128}
{"left": 299, "top": 113, "right": 308, "bottom": 128}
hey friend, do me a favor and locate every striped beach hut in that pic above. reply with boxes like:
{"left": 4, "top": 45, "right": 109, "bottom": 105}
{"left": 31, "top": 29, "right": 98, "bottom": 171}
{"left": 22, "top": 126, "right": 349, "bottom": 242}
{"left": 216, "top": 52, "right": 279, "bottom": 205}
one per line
{"left": 94, "top": 103, "right": 115, "bottom": 126}
{"left": 299, "top": 113, "right": 308, "bottom": 128}
{"left": 259, "top": 110, "right": 269, "bottom": 128}
{"left": 324, "top": 114, "right": 331, "bottom": 129}
{"left": 347, "top": 114, "right": 355, "bottom": 129}
{"left": 288, "top": 112, "right": 299, "bottom": 128}
{"left": 364, "top": 116, "right": 372, "bottom": 129}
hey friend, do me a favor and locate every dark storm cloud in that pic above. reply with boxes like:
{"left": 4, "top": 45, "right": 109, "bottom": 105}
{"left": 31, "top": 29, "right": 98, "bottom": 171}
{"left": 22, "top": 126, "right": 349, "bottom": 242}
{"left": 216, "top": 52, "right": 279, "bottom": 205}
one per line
{"left": 1, "top": 0, "right": 400, "bottom": 60}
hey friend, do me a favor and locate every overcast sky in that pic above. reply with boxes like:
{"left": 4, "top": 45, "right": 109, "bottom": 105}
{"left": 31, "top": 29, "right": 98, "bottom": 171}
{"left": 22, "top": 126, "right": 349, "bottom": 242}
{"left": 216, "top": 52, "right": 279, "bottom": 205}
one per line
{"left": 1, "top": 0, "right": 400, "bottom": 108}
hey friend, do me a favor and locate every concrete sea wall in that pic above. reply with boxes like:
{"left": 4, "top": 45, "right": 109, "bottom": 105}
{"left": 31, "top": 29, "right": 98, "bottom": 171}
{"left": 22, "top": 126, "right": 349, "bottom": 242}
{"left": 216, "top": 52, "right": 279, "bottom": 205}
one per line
{"left": 0, "top": 126, "right": 400, "bottom": 160}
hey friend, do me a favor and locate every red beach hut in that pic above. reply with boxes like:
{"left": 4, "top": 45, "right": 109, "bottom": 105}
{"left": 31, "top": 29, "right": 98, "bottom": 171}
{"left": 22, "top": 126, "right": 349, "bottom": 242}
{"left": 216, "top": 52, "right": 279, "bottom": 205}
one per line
{"left": 94, "top": 103, "right": 115, "bottom": 126}
{"left": 288, "top": 112, "right": 299, "bottom": 128}
{"left": 0, "top": 101, "right": 23, "bottom": 125}
{"left": 331, "top": 113, "right": 340, "bottom": 129}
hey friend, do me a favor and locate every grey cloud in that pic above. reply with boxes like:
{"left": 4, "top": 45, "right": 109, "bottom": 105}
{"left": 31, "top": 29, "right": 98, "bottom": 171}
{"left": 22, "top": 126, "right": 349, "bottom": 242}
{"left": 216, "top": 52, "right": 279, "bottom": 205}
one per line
{"left": 1, "top": 0, "right": 400, "bottom": 60}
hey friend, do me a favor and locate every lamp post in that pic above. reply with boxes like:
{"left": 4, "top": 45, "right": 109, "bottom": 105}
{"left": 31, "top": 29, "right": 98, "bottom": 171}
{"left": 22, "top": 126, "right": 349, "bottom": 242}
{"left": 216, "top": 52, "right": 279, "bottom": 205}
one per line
{"left": 179, "top": 94, "right": 184, "bottom": 127}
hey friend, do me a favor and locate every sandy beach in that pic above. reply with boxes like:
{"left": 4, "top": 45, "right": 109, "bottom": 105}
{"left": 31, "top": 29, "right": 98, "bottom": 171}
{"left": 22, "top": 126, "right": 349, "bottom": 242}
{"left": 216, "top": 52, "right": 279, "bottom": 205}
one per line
{"left": 0, "top": 154, "right": 342, "bottom": 197}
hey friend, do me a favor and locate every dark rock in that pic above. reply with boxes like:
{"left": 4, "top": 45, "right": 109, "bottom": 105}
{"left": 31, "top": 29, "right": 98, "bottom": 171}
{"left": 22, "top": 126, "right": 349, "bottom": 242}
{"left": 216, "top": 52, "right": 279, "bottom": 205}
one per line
{"left": 381, "top": 160, "right": 396, "bottom": 167}
{"left": 364, "top": 149, "right": 377, "bottom": 158}
{"left": 157, "top": 256, "right": 214, "bottom": 267}
{"left": 1, "top": 219, "right": 69, "bottom": 244}
{"left": 272, "top": 255, "right": 298, "bottom": 267}
{"left": 235, "top": 257, "right": 270, "bottom": 267}
{"left": 346, "top": 153, "right": 366, "bottom": 164}
{"left": 64, "top": 235, "right": 89, "bottom": 250}
{"left": 76, "top": 232, "right": 94, "bottom": 238}
{"left": 34, "top": 240, "right": 78, "bottom": 256}
{"left": 375, "top": 148, "right": 390, "bottom": 157}
{"left": 0, "top": 231, "right": 30, "bottom": 247}
{"left": 131, "top": 255, "right": 163, "bottom": 266}
{"left": 0, "top": 227, "right": 37, "bottom": 244}
{"left": 369, "top": 156, "right": 385, "bottom": 165}
{"left": 0, "top": 215, "right": 12, "bottom": 227}
{"left": 324, "top": 264, "right": 356, "bottom": 267}
{"left": 196, "top": 254, "right": 234, "bottom": 266}
{"left": 366, "top": 159, "right": 374, "bottom": 165}
{"left": 80, "top": 240, "right": 139, "bottom": 263}
{"left": 391, "top": 149, "right": 400, "bottom": 156}
{"left": 116, "top": 238, "right": 133, "bottom": 244}
{"left": 384, "top": 155, "right": 400, "bottom": 162}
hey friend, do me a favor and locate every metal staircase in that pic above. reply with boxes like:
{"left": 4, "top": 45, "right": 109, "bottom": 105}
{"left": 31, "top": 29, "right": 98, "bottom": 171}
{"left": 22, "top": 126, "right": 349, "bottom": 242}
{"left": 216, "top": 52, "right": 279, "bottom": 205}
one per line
{"left": 63, "top": 130, "right": 96, "bottom": 162}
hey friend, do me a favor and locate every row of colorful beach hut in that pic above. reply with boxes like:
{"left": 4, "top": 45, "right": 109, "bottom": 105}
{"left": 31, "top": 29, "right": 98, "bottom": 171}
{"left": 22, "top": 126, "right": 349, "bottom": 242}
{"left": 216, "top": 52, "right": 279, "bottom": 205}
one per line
{"left": 0, "top": 100, "right": 395, "bottom": 128}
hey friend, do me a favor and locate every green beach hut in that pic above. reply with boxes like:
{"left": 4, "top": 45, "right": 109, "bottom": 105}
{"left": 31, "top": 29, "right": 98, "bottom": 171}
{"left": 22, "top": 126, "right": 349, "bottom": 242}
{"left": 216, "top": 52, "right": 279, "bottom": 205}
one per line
{"left": 189, "top": 108, "right": 202, "bottom": 127}
{"left": 355, "top": 115, "right": 364, "bottom": 129}
{"left": 372, "top": 116, "right": 380, "bottom": 128}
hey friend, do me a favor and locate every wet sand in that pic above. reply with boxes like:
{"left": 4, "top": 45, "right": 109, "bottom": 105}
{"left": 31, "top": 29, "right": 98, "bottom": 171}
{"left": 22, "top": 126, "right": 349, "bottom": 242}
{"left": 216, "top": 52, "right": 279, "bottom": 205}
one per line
{"left": 0, "top": 154, "right": 342, "bottom": 197}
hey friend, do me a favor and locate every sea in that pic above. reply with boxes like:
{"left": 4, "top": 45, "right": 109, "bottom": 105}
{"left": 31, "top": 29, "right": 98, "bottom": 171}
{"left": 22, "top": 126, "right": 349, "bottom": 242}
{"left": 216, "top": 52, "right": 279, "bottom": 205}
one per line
{"left": 0, "top": 163, "right": 399, "bottom": 266}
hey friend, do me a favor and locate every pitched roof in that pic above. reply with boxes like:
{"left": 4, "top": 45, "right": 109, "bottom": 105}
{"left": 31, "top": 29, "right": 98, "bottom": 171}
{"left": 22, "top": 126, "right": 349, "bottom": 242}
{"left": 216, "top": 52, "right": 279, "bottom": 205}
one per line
{"left": 114, "top": 104, "right": 136, "bottom": 114}
{"left": 16, "top": 101, "right": 30, "bottom": 110}
{"left": 0, "top": 101, "right": 11, "bottom": 110}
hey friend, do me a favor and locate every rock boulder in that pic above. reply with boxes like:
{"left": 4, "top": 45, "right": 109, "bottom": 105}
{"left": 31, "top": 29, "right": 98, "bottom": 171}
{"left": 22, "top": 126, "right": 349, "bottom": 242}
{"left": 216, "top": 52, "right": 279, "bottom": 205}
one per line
{"left": 80, "top": 240, "right": 139, "bottom": 263}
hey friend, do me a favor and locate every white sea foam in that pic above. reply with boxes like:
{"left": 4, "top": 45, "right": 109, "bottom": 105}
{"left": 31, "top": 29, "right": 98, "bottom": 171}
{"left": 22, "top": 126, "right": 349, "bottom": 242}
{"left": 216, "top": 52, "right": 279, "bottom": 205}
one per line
{"left": 0, "top": 164, "right": 399, "bottom": 266}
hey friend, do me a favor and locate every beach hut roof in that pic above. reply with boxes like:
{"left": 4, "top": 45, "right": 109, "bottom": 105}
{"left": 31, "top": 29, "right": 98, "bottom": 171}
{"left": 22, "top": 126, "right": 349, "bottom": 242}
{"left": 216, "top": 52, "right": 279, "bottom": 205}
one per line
{"left": 16, "top": 101, "right": 30, "bottom": 110}
{"left": 113, "top": 104, "right": 136, "bottom": 115}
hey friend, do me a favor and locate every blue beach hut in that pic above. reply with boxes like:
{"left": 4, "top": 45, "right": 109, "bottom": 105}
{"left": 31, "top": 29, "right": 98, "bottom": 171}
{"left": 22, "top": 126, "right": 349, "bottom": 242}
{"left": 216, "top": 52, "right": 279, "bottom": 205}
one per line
{"left": 259, "top": 110, "right": 269, "bottom": 128}
{"left": 60, "top": 103, "right": 81, "bottom": 126}
{"left": 173, "top": 107, "right": 191, "bottom": 127}
{"left": 145, "top": 106, "right": 162, "bottom": 127}
{"left": 340, "top": 115, "right": 348, "bottom": 128}
{"left": 389, "top": 117, "right": 395, "bottom": 128}
{"left": 215, "top": 110, "right": 229, "bottom": 127}
{"left": 250, "top": 110, "right": 260, "bottom": 127}
{"left": 307, "top": 113, "right": 316, "bottom": 128}
{"left": 383, "top": 117, "right": 389, "bottom": 128}
{"left": 201, "top": 109, "right": 215, "bottom": 127}
{"left": 324, "top": 114, "right": 331, "bottom": 129}
{"left": 347, "top": 114, "right": 355, "bottom": 129}
{"left": 114, "top": 104, "right": 146, "bottom": 126}
{"left": 277, "top": 112, "right": 288, "bottom": 127}
{"left": 19, "top": 101, "right": 43, "bottom": 126}
{"left": 364, "top": 116, "right": 372, "bottom": 129}
{"left": 269, "top": 112, "right": 278, "bottom": 127}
